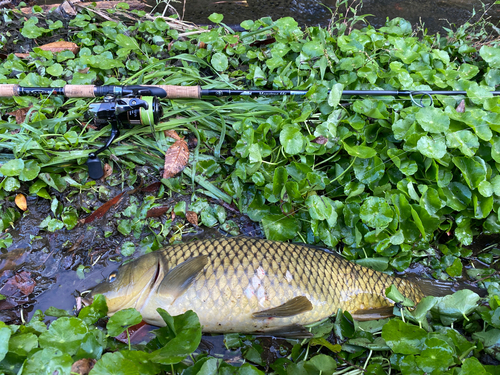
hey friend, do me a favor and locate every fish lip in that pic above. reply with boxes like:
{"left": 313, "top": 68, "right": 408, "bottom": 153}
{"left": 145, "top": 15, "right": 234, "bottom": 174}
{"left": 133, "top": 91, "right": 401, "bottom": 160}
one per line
{"left": 81, "top": 295, "right": 93, "bottom": 307}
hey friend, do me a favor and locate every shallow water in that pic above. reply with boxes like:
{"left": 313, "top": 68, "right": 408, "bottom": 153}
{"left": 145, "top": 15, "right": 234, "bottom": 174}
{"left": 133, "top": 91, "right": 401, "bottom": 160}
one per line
{"left": 172, "top": 0, "right": 499, "bottom": 33}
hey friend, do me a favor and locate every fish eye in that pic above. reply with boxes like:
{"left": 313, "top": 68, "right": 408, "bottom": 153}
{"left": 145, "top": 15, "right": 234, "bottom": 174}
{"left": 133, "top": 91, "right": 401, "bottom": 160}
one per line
{"left": 108, "top": 272, "right": 117, "bottom": 283}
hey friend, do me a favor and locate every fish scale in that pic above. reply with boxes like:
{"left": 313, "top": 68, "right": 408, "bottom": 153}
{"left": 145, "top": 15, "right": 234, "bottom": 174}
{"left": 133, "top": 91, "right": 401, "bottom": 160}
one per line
{"left": 89, "top": 237, "right": 427, "bottom": 336}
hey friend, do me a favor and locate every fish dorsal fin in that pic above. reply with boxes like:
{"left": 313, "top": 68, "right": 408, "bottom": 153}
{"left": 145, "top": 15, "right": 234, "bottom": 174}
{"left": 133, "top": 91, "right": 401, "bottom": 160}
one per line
{"left": 252, "top": 296, "right": 313, "bottom": 318}
{"left": 351, "top": 306, "right": 394, "bottom": 321}
{"left": 157, "top": 255, "right": 208, "bottom": 300}
{"left": 256, "top": 324, "right": 313, "bottom": 338}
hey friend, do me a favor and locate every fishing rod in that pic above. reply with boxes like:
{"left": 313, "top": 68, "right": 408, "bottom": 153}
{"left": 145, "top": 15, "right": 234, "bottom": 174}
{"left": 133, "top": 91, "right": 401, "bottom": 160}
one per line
{"left": 1, "top": 84, "right": 500, "bottom": 179}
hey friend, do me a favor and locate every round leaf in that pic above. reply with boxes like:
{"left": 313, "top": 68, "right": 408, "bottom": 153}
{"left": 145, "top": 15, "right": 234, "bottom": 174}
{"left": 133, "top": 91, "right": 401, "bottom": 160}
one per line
{"left": 417, "top": 135, "right": 447, "bottom": 159}
{"left": 211, "top": 52, "right": 228, "bottom": 72}
{"left": 280, "top": 125, "right": 305, "bottom": 155}
{"left": 0, "top": 159, "right": 24, "bottom": 177}
{"left": 416, "top": 107, "right": 450, "bottom": 133}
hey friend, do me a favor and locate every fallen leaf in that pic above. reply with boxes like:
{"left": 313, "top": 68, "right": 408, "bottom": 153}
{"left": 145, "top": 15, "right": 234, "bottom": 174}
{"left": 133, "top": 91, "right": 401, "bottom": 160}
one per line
{"left": 186, "top": 211, "right": 198, "bottom": 226}
{"left": 164, "top": 130, "right": 182, "bottom": 141}
{"left": 142, "top": 182, "right": 161, "bottom": 192}
{"left": 13, "top": 42, "right": 79, "bottom": 59}
{"left": 163, "top": 139, "right": 189, "bottom": 179}
{"left": 15, "top": 194, "right": 27, "bottom": 211}
{"left": 250, "top": 37, "right": 276, "bottom": 47}
{"left": 71, "top": 358, "right": 96, "bottom": 375}
{"left": 83, "top": 192, "right": 125, "bottom": 224}
{"left": 456, "top": 99, "right": 466, "bottom": 113}
{"left": 40, "top": 41, "right": 80, "bottom": 54}
{"left": 146, "top": 206, "right": 170, "bottom": 218}
{"left": 312, "top": 136, "right": 328, "bottom": 145}
{"left": 102, "top": 163, "right": 113, "bottom": 179}
{"left": 7, "top": 106, "right": 32, "bottom": 124}
{"left": 1, "top": 271, "right": 36, "bottom": 296}
{"left": 114, "top": 321, "right": 154, "bottom": 345}
{"left": 78, "top": 67, "right": 90, "bottom": 74}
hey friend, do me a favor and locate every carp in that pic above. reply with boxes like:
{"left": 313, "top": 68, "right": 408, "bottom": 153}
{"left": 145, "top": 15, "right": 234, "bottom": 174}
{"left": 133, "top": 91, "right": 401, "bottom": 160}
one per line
{"left": 86, "top": 236, "right": 452, "bottom": 337}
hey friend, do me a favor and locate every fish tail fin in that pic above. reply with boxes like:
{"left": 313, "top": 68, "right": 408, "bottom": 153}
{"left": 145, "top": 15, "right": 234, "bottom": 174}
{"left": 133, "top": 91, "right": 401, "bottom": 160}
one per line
{"left": 409, "top": 277, "right": 487, "bottom": 298}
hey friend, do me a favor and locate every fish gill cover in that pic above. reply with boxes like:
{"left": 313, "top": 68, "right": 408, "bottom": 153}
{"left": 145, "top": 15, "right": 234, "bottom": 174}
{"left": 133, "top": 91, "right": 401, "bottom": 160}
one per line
{"left": 0, "top": 0, "right": 500, "bottom": 374}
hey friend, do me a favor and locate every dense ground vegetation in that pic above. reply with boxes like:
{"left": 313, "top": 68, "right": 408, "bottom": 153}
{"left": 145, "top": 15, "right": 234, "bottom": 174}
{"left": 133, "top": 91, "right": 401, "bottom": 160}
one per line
{"left": 1, "top": 1, "right": 500, "bottom": 374}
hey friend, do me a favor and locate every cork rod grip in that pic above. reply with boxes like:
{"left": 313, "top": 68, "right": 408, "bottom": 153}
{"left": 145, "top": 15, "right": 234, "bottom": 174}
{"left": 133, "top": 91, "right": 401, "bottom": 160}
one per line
{"left": 64, "top": 85, "right": 96, "bottom": 98}
{"left": 0, "top": 84, "right": 19, "bottom": 97}
{"left": 156, "top": 85, "right": 201, "bottom": 99}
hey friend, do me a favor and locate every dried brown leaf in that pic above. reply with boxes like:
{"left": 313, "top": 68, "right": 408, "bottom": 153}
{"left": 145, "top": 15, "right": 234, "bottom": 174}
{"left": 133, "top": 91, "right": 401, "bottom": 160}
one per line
{"left": 71, "top": 358, "right": 96, "bottom": 375}
{"left": 164, "top": 130, "right": 182, "bottom": 141}
{"left": 15, "top": 194, "right": 27, "bottom": 211}
{"left": 186, "top": 211, "right": 198, "bottom": 226}
{"left": 163, "top": 139, "right": 189, "bottom": 179}
{"left": 39, "top": 41, "right": 80, "bottom": 54}
{"left": 2, "top": 271, "right": 36, "bottom": 296}
{"left": 311, "top": 136, "right": 328, "bottom": 145}
{"left": 7, "top": 106, "right": 32, "bottom": 124}
{"left": 142, "top": 182, "right": 161, "bottom": 192}
{"left": 102, "top": 163, "right": 113, "bottom": 179}
{"left": 146, "top": 206, "right": 170, "bottom": 218}
{"left": 83, "top": 192, "right": 125, "bottom": 224}
{"left": 456, "top": 99, "right": 466, "bottom": 113}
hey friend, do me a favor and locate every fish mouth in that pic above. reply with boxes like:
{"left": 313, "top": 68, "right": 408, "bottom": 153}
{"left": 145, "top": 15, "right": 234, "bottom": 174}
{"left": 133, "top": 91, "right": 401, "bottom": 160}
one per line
{"left": 81, "top": 292, "right": 93, "bottom": 307}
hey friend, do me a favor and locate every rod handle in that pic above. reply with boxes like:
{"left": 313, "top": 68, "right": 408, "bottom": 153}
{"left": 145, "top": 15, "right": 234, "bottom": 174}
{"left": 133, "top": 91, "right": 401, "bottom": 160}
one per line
{"left": 0, "top": 84, "right": 19, "bottom": 97}
{"left": 157, "top": 85, "right": 201, "bottom": 99}
{"left": 64, "top": 85, "right": 96, "bottom": 97}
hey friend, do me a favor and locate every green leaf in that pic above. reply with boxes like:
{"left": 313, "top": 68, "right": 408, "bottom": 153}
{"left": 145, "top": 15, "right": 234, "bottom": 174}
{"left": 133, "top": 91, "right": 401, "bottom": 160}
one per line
{"left": 211, "top": 52, "right": 228, "bottom": 72}
{"left": 416, "top": 107, "right": 450, "bottom": 133}
{"left": 0, "top": 159, "right": 24, "bottom": 177}
{"left": 208, "top": 13, "right": 224, "bottom": 23}
{"left": 78, "top": 294, "right": 108, "bottom": 326}
{"left": 19, "top": 160, "right": 41, "bottom": 181}
{"left": 480, "top": 45, "right": 500, "bottom": 68}
{"left": 304, "top": 354, "right": 337, "bottom": 375}
{"left": 433, "top": 289, "right": 480, "bottom": 325}
{"left": 381, "top": 319, "right": 427, "bottom": 355}
{"left": 0, "top": 327, "right": 11, "bottom": 362}
{"left": 121, "top": 241, "right": 136, "bottom": 257}
{"left": 8, "top": 332, "right": 38, "bottom": 357}
{"left": 328, "top": 83, "right": 343, "bottom": 108}
{"left": 360, "top": 197, "right": 393, "bottom": 229}
{"left": 446, "top": 130, "right": 479, "bottom": 157}
{"left": 21, "top": 348, "right": 73, "bottom": 375}
{"left": 115, "top": 34, "right": 140, "bottom": 50}
{"left": 415, "top": 337, "right": 454, "bottom": 374}
{"left": 343, "top": 142, "right": 376, "bottom": 158}
{"left": 452, "top": 156, "right": 486, "bottom": 189}
{"left": 417, "top": 135, "right": 447, "bottom": 159}
{"left": 3, "top": 177, "right": 20, "bottom": 192}
{"left": 261, "top": 213, "right": 298, "bottom": 241}
{"left": 91, "top": 351, "right": 153, "bottom": 375}
{"left": 150, "top": 309, "right": 202, "bottom": 365}
{"left": 46, "top": 63, "right": 64, "bottom": 76}
{"left": 280, "top": 125, "right": 305, "bottom": 155}
{"left": 38, "top": 317, "right": 88, "bottom": 356}
{"left": 445, "top": 257, "right": 463, "bottom": 277}
{"left": 107, "top": 308, "right": 142, "bottom": 337}
{"left": 386, "top": 285, "right": 414, "bottom": 307}
{"left": 460, "top": 357, "right": 488, "bottom": 375}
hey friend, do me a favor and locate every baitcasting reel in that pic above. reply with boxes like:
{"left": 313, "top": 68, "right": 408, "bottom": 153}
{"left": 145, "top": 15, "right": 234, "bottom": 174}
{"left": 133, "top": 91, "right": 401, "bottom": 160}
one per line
{"left": 85, "top": 95, "right": 162, "bottom": 180}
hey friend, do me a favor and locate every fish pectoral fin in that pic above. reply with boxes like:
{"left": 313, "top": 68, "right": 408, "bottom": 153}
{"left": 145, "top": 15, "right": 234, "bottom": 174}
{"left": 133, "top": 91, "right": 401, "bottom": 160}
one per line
{"left": 256, "top": 324, "right": 313, "bottom": 338}
{"left": 351, "top": 306, "right": 394, "bottom": 321}
{"left": 252, "top": 296, "right": 313, "bottom": 318}
{"left": 157, "top": 255, "right": 208, "bottom": 300}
